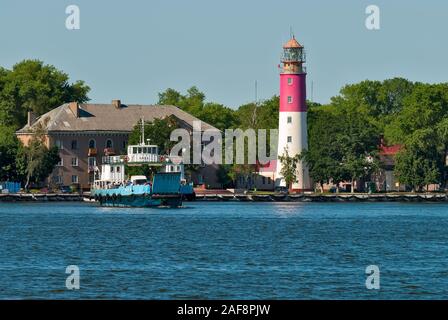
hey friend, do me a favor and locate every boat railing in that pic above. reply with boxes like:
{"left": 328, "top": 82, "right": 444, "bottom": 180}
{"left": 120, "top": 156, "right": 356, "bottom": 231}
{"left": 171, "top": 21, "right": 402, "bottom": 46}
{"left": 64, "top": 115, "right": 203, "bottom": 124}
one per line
{"left": 128, "top": 153, "right": 159, "bottom": 163}
{"left": 102, "top": 156, "right": 124, "bottom": 164}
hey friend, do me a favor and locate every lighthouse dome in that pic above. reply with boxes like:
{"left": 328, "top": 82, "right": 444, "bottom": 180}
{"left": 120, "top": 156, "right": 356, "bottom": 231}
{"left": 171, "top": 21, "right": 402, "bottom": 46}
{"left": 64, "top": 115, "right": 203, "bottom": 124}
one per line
{"left": 283, "top": 36, "right": 303, "bottom": 49}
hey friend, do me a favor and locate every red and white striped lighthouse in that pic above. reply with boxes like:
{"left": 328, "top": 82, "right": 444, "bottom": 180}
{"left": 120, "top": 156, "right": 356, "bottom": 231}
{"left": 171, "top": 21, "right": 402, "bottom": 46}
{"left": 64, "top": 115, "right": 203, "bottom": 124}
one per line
{"left": 275, "top": 35, "right": 311, "bottom": 191}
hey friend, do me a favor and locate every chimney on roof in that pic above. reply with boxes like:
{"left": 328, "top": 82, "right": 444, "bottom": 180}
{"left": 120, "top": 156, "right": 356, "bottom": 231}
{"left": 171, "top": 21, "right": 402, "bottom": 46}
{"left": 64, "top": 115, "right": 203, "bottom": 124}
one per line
{"left": 69, "top": 102, "right": 80, "bottom": 118}
{"left": 112, "top": 99, "right": 121, "bottom": 109}
{"left": 27, "top": 111, "right": 37, "bottom": 127}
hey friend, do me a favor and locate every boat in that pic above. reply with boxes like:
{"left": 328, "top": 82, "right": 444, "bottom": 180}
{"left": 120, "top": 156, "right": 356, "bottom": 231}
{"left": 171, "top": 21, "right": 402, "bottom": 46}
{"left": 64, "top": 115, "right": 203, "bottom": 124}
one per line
{"left": 91, "top": 120, "right": 195, "bottom": 208}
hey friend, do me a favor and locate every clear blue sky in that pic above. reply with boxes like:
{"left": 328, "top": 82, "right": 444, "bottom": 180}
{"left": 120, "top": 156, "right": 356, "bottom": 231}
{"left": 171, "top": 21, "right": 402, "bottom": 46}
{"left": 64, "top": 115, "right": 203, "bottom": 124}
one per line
{"left": 1, "top": 0, "right": 447, "bottom": 108}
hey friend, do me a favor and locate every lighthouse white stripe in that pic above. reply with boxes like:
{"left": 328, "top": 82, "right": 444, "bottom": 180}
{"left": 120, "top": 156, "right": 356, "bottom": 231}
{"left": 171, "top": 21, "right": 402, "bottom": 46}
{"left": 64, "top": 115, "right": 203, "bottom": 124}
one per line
{"left": 276, "top": 111, "right": 311, "bottom": 190}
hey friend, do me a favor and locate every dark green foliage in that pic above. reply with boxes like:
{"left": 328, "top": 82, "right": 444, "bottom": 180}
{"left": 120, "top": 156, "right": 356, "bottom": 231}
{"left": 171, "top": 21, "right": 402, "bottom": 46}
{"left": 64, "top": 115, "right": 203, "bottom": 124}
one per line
{"left": 0, "top": 60, "right": 90, "bottom": 128}
{"left": 157, "top": 86, "right": 239, "bottom": 131}
{"left": 216, "top": 164, "right": 235, "bottom": 188}
{"left": 128, "top": 116, "right": 179, "bottom": 155}
{"left": 15, "top": 132, "right": 61, "bottom": 190}
{"left": 279, "top": 147, "right": 300, "bottom": 190}
{"left": 0, "top": 125, "right": 19, "bottom": 180}
{"left": 303, "top": 103, "right": 380, "bottom": 192}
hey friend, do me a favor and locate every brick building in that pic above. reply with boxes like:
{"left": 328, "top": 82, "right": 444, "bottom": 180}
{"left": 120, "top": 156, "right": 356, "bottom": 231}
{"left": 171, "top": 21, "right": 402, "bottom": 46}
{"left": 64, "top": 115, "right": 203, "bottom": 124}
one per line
{"left": 16, "top": 101, "right": 220, "bottom": 190}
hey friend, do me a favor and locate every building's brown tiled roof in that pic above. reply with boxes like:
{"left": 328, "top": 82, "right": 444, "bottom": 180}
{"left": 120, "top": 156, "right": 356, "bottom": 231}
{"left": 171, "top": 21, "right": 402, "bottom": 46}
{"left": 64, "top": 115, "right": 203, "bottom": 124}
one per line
{"left": 17, "top": 103, "right": 218, "bottom": 133}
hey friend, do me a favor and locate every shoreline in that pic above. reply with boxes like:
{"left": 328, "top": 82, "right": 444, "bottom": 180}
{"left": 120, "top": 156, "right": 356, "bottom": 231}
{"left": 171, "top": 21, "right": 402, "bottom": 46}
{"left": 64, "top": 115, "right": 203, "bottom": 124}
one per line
{"left": 1, "top": 192, "right": 448, "bottom": 203}
{"left": 0, "top": 193, "right": 83, "bottom": 202}
{"left": 193, "top": 193, "right": 448, "bottom": 202}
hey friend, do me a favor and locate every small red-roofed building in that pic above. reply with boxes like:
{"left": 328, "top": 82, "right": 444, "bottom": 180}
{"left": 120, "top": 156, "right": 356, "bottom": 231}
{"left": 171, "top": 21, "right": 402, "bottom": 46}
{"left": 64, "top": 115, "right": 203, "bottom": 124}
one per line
{"left": 372, "top": 139, "right": 406, "bottom": 192}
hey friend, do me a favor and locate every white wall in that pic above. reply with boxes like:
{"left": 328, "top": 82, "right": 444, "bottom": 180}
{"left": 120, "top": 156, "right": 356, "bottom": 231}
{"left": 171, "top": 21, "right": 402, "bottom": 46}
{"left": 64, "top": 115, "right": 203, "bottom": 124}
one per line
{"left": 276, "top": 111, "right": 311, "bottom": 190}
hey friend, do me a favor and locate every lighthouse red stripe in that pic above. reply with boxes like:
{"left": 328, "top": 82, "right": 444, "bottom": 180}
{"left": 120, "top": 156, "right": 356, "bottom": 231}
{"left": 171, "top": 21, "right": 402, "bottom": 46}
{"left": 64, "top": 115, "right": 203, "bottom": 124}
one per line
{"left": 279, "top": 73, "right": 307, "bottom": 112}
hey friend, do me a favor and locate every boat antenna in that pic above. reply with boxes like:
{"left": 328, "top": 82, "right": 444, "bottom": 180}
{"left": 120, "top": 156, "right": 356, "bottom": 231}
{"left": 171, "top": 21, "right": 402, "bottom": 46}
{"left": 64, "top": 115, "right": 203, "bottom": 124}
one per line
{"left": 251, "top": 80, "right": 258, "bottom": 127}
{"left": 141, "top": 117, "right": 145, "bottom": 145}
{"left": 311, "top": 80, "right": 314, "bottom": 103}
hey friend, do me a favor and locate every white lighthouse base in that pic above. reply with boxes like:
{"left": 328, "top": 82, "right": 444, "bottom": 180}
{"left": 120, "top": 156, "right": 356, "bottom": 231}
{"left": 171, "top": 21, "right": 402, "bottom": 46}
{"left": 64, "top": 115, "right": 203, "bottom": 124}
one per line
{"left": 275, "top": 161, "right": 311, "bottom": 191}
{"left": 275, "top": 111, "right": 312, "bottom": 191}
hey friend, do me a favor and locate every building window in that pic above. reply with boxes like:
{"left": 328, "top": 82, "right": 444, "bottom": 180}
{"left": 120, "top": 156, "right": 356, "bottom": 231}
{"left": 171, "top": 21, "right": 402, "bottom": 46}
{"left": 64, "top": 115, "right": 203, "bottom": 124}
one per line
{"left": 88, "top": 157, "right": 96, "bottom": 167}
{"left": 53, "top": 175, "right": 62, "bottom": 184}
{"left": 122, "top": 140, "right": 127, "bottom": 149}
{"left": 287, "top": 77, "right": 293, "bottom": 85}
{"left": 55, "top": 140, "right": 63, "bottom": 150}
{"left": 71, "top": 175, "right": 78, "bottom": 184}
{"left": 57, "top": 157, "right": 63, "bottom": 166}
{"left": 71, "top": 157, "right": 78, "bottom": 166}
{"left": 71, "top": 140, "right": 78, "bottom": 150}
{"left": 287, "top": 96, "right": 293, "bottom": 104}
{"left": 287, "top": 136, "right": 292, "bottom": 143}
{"left": 287, "top": 116, "right": 292, "bottom": 124}
{"left": 262, "top": 176, "right": 266, "bottom": 184}
{"left": 89, "top": 139, "right": 96, "bottom": 149}
{"left": 106, "top": 139, "right": 113, "bottom": 149}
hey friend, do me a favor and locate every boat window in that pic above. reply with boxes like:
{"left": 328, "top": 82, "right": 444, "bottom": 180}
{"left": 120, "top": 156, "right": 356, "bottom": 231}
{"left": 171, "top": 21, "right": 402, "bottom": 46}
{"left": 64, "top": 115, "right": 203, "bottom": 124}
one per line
{"left": 143, "top": 147, "right": 147, "bottom": 153}
{"left": 110, "top": 167, "right": 114, "bottom": 173}
{"left": 134, "top": 179, "right": 147, "bottom": 185}
{"left": 138, "top": 147, "right": 142, "bottom": 153}
{"left": 116, "top": 166, "right": 120, "bottom": 173}
{"left": 133, "top": 147, "right": 137, "bottom": 154}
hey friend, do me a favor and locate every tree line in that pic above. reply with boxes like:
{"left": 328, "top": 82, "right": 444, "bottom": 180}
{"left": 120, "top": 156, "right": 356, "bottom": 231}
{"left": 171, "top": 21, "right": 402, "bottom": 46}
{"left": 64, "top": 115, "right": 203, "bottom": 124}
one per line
{"left": 152, "top": 79, "right": 448, "bottom": 192}
{"left": 1, "top": 59, "right": 448, "bottom": 192}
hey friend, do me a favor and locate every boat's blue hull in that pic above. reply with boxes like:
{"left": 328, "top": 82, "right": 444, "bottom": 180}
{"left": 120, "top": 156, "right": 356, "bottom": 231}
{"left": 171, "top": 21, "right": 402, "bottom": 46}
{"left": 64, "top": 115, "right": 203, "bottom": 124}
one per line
{"left": 91, "top": 173, "right": 194, "bottom": 208}
{"left": 98, "top": 194, "right": 182, "bottom": 208}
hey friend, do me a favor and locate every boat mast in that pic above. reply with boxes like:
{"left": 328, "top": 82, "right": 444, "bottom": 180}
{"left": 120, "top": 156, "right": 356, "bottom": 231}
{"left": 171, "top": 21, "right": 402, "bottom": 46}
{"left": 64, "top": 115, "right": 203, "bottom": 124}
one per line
{"left": 140, "top": 117, "right": 145, "bottom": 145}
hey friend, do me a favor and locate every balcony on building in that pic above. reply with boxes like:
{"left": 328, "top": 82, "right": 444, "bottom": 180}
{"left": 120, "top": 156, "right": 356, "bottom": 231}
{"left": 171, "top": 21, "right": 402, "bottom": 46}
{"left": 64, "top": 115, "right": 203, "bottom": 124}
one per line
{"left": 103, "top": 148, "right": 116, "bottom": 156}
{"left": 88, "top": 165, "right": 99, "bottom": 173}
{"left": 88, "top": 148, "right": 97, "bottom": 156}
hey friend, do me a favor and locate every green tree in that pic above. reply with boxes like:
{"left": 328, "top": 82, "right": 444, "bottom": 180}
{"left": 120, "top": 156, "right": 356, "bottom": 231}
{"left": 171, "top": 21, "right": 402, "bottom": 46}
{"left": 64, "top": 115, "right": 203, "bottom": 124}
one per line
{"left": 278, "top": 147, "right": 300, "bottom": 191}
{"left": 197, "top": 102, "right": 239, "bottom": 131}
{"left": 128, "top": 116, "right": 179, "bottom": 154}
{"left": 0, "top": 60, "right": 90, "bottom": 128}
{"left": 335, "top": 104, "right": 380, "bottom": 193}
{"left": 216, "top": 164, "right": 235, "bottom": 188}
{"left": 332, "top": 78, "right": 414, "bottom": 131}
{"left": 15, "top": 123, "right": 60, "bottom": 190}
{"left": 384, "top": 83, "right": 448, "bottom": 144}
{"left": 0, "top": 125, "right": 19, "bottom": 181}
{"left": 302, "top": 106, "right": 341, "bottom": 192}
{"left": 394, "top": 129, "right": 442, "bottom": 192}
{"left": 303, "top": 101, "right": 380, "bottom": 193}
{"left": 157, "top": 86, "right": 239, "bottom": 131}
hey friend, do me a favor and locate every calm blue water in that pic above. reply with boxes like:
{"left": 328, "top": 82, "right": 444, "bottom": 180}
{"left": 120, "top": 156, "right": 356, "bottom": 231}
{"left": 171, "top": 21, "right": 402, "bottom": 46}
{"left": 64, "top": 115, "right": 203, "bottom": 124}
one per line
{"left": 1, "top": 201, "right": 448, "bottom": 299}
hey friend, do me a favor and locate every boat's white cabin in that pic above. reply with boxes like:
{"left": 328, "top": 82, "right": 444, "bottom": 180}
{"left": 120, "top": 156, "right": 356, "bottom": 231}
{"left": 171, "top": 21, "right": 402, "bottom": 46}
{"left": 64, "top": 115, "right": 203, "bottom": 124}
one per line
{"left": 127, "top": 144, "right": 159, "bottom": 163}
{"left": 93, "top": 142, "right": 186, "bottom": 188}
